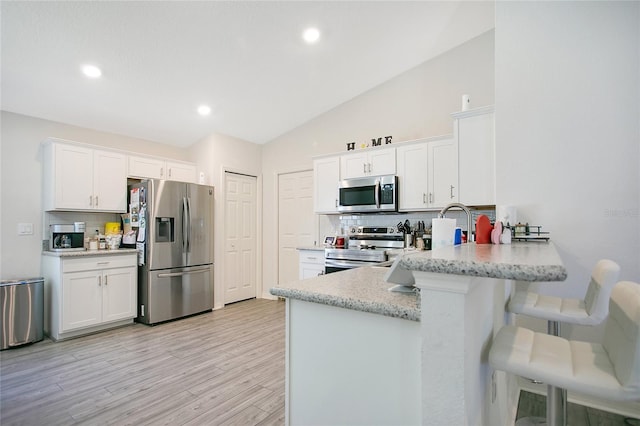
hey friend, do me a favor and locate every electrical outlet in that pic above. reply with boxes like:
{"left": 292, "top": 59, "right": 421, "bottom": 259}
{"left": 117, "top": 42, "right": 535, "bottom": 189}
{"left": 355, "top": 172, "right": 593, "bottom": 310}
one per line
{"left": 17, "top": 223, "right": 33, "bottom": 235}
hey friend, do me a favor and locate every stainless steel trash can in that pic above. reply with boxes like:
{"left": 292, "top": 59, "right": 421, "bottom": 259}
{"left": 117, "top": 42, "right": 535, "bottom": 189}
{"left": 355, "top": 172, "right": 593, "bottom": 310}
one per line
{"left": 0, "top": 277, "right": 44, "bottom": 350}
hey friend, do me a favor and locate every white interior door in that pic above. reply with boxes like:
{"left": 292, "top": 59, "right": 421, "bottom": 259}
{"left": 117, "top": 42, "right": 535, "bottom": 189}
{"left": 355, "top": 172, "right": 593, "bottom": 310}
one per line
{"left": 224, "top": 172, "right": 257, "bottom": 304}
{"left": 278, "top": 170, "right": 314, "bottom": 285}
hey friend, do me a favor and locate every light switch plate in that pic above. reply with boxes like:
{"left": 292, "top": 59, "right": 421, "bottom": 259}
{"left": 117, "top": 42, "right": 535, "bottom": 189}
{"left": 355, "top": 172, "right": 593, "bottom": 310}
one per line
{"left": 17, "top": 223, "right": 34, "bottom": 235}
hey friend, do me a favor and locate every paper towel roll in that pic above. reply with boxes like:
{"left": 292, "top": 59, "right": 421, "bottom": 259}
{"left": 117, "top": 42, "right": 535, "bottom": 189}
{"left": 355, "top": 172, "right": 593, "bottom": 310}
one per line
{"left": 432, "top": 218, "right": 457, "bottom": 249}
{"left": 496, "top": 205, "right": 517, "bottom": 226}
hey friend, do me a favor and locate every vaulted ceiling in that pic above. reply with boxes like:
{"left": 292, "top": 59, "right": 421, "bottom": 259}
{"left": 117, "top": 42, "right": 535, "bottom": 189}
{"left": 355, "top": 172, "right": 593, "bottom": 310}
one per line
{"left": 1, "top": 1, "right": 495, "bottom": 147}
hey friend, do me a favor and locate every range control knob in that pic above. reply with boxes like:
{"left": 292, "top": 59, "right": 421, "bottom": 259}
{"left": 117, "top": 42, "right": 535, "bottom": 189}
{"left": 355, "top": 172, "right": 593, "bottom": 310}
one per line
{"left": 350, "top": 227, "right": 357, "bottom": 234}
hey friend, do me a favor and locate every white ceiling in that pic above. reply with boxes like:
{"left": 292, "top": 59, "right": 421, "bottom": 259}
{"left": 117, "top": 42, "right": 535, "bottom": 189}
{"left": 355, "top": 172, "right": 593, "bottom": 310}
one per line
{"left": 1, "top": 1, "right": 494, "bottom": 147}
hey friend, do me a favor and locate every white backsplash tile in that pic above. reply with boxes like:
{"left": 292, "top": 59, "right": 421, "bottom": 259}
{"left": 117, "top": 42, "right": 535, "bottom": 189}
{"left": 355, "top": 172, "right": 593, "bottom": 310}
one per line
{"left": 318, "top": 208, "right": 496, "bottom": 238}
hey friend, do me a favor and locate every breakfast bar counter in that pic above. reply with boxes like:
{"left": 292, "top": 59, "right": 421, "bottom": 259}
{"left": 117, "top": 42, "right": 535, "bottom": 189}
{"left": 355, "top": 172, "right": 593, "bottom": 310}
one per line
{"left": 270, "top": 242, "right": 567, "bottom": 426}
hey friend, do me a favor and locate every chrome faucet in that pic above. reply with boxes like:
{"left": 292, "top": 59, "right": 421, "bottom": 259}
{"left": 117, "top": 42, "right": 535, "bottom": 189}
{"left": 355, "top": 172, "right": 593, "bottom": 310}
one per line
{"left": 438, "top": 203, "right": 473, "bottom": 242}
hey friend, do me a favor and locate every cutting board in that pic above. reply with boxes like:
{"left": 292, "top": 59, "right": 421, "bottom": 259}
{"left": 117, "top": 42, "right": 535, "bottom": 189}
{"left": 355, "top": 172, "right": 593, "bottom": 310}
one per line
{"left": 475, "top": 214, "right": 492, "bottom": 244}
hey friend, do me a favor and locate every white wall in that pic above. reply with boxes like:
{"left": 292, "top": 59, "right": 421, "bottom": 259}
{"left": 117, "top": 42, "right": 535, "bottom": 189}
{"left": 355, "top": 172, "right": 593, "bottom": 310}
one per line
{"left": 0, "top": 111, "right": 189, "bottom": 278}
{"left": 261, "top": 31, "right": 495, "bottom": 291}
{"left": 187, "top": 133, "right": 262, "bottom": 309}
{"left": 496, "top": 0, "right": 639, "bottom": 415}
{"left": 496, "top": 0, "right": 640, "bottom": 318}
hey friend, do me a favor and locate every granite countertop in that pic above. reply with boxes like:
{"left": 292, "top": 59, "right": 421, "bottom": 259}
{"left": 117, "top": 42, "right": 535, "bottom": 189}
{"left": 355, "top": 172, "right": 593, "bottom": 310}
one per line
{"left": 296, "top": 246, "right": 326, "bottom": 251}
{"left": 397, "top": 242, "right": 567, "bottom": 282}
{"left": 269, "top": 266, "right": 420, "bottom": 321}
{"left": 42, "top": 248, "right": 138, "bottom": 257}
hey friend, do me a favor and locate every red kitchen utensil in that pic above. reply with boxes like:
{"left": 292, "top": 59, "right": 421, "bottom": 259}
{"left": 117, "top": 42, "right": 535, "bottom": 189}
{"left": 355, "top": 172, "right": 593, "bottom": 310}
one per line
{"left": 476, "top": 215, "right": 492, "bottom": 244}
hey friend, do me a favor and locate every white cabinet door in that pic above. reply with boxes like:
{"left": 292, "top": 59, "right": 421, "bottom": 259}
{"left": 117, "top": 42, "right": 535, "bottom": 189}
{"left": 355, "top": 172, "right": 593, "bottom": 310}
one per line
{"left": 128, "top": 155, "right": 165, "bottom": 179}
{"left": 62, "top": 270, "right": 102, "bottom": 331}
{"left": 166, "top": 161, "right": 196, "bottom": 183}
{"left": 397, "top": 143, "right": 429, "bottom": 211}
{"left": 455, "top": 107, "right": 495, "bottom": 206}
{"left": 52, "top": 144, "right": 94, "bottom": 210}
{"left": 340, "top": 152, "right": 369, "bottom": 179}
{"left": 369, "top": 148, "right": 396, "bottom": 176}
{"left": 313, "top": 156, "right": 340, "bottom": 213}
{"left": 429, "top": 139, "right": 458, "bottom": 208}
{"left": 102, "top": 266, "right": 137, "bottom": 323}
{"left": 340, "top": 149, "right": 396, "bottom": 179}
{"left": 93, "top": 150, "right": 127, "bottom": 211}
{"left": 299, "top": 250, "right": 325, "bottom": 279}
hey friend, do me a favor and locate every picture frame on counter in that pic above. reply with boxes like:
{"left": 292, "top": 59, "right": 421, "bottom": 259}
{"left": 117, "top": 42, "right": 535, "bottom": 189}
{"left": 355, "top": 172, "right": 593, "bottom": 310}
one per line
{"left": 323, "top": 236, "right": 336, "bottom": 246}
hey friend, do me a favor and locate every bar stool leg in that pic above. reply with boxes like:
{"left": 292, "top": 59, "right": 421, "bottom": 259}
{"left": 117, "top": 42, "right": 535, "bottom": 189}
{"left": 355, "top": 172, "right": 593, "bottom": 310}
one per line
{"left": 546, "top": 320, "right": 567, "bottom": 426}
{"left": 547, "top": 385, "right": 567, "bottom": 426}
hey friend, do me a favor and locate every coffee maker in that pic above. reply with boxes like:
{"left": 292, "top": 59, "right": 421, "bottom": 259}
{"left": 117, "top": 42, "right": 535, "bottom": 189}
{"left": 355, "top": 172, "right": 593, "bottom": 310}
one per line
{"left": 50, "top": 223, "right": 85, "bottom": 252}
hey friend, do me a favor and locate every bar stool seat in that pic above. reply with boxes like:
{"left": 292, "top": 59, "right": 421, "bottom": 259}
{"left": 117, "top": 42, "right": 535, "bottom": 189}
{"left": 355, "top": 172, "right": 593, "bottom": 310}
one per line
{"left": 491, "top": 281, "right": 640, "bottom": 425}
{"left": 509, "top": 259, "right": 621, "bottom": 326}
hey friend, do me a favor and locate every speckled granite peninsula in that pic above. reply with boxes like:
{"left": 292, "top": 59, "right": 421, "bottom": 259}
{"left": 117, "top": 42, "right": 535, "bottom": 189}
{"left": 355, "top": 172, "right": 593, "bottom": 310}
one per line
{"left": 273, "top": 241, "right": 568, "bottom": 425}
{"left": 269, "top": 266, "right": 420, "bottom": 321}
{"left": 397, "top": 241, "right": 567, "bottom": 282}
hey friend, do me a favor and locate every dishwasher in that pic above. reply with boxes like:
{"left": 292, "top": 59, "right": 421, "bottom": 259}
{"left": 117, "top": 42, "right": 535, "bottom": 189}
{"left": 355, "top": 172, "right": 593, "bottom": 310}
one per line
{"left": 0, "top": 277, "right": 44, "bottom": 350}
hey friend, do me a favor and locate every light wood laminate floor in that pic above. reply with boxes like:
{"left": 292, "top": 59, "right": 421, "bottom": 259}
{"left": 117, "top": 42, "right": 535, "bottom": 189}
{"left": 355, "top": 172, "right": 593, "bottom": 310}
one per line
{"left": 1, "top": 298, "right": 285, "bottom": 426}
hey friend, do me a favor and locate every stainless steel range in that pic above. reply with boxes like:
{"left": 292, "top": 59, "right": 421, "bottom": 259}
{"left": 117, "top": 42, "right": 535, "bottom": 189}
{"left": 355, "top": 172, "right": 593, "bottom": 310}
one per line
{"left": 325, "top": 226, "right": 404, "bottom": 274}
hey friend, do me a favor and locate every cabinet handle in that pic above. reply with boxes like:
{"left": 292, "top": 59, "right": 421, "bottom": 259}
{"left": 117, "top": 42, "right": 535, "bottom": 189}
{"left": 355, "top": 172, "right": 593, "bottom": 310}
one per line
{"left": 95, "top": 195, "right": 99, "bottom": 206}
{"left": 97, "top": 261, "right": 109, "bottom": 266}
{"left": 429, "top": 193, "right": 433, "bottom": 204}
{"left": 368, "top": 163, "right": 372, "bottom": 173}
{"left": 335, "top": 199, "right": 338, "bottom": 208}
{"left": 169, "top": 168, "right": 172, "bottom": 178}
{"left": 423, "top": 193, "right": 426, "bottom": 204}
{"left": 89, "top": 196, "right": 93, "bottom": 207}
{"left": 104, "top": 276, "right": 108, "bottom": 286}
{"left": 98, "top": 276, "right": 101, "bottom": 286}
{"left": 307, "top": 256, "right": 317, "bottom": 261}
{"left": 450, "top": 185, "right": 455, "bottom": 199}
{"left": 160, "top": 167, "right": 164, "bottom": 177}
{"left": 363, "top": 163, "right": 367, "bottom": 174}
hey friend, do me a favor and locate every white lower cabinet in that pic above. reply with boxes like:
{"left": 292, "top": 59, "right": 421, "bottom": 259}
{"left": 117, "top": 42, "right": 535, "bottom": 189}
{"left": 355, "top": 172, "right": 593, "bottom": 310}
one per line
{"left": 43, "top": 253, "right": 137, "bottom": 341}
{"left": 298, "top": 249, "right": 325, "bottom": 279}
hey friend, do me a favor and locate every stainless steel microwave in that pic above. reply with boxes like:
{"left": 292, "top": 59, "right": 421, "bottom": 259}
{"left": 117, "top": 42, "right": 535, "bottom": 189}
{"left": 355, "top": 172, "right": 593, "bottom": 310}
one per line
{"left": 337, "top": 175, "right": 398, "bottom": 213}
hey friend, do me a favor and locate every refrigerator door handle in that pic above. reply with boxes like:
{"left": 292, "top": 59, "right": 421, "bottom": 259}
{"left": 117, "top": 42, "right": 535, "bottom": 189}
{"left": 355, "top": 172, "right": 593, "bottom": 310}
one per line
{"left": 157, "top": 268, "right": 210, "bottom": 278}
{"left": 182, "top": 197, "right": 188, "bottom": 253}
{"left": 186, "top": 197, "right": 192, "bottom": 253}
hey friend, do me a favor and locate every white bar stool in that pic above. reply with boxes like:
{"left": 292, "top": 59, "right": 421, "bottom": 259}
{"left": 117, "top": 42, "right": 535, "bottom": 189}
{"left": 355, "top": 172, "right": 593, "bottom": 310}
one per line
{"left": 505, "top": 259, "right": 621, "bottom": 425}
{"left": 491, "top": 280, "right": 639, "bottom": 426}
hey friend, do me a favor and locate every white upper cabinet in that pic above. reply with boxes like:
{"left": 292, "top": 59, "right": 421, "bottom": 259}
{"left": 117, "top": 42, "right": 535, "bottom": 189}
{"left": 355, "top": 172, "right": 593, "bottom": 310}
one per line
{"left": 313, "top": 156, "right": 340, "bottom": 213}
{"left": 127, "top": 155, "right": 165, "bottom": 179}
{"left": 397, "top": 143, "right": 429, "bottom": 210}
{"left": 128, "top": 155, "right": 197, "bottom": 183}
{"left": 340, "top": 148, "right": 396, "bottom": 179}
{"left": 429, "top": 139, "right": 458, "bottom": 207}
{"left": 166, "top": 161, "right": 197, "bottom": 183}
{"left": 453, "top": 106, "right": 495, "bottom": 206}
{"left": 43, "top": 140, "right": 127, "bottom": 212}
{"left": 396, "top": 137, "right": 457, "bottom": 211}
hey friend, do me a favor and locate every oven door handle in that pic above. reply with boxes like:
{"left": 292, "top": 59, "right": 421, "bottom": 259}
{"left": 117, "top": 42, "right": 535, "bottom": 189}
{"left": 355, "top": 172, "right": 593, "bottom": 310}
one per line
{"left": 325, "top": 259, "right": 374, "bottom": 269}
{"left": 375, "top": 179, "right": 381, "bottom": 209}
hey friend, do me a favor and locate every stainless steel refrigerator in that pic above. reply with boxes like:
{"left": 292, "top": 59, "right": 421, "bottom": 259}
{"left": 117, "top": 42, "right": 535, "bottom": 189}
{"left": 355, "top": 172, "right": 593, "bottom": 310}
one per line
{"left": 129, "top": 179, "right": 214, "bottom": 325}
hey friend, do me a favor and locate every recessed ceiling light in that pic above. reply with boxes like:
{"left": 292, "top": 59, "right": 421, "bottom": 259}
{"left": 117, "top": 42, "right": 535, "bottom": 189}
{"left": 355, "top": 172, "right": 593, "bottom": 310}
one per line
{"left": 303, "top": 27, "right": 320, "bottom": 44}
{"left": 197, "top": 105, "right": 211, "bottom": 116}
{"left": 81, "top": 64, "right": 102, "bottom": 78}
